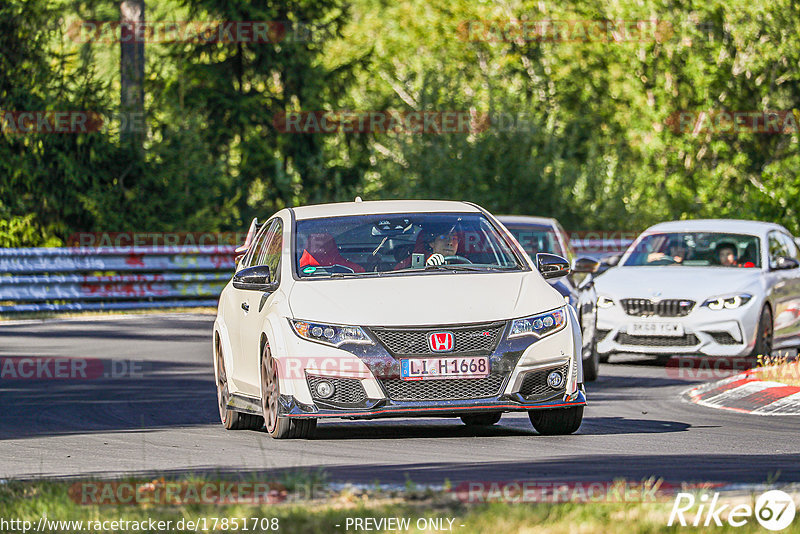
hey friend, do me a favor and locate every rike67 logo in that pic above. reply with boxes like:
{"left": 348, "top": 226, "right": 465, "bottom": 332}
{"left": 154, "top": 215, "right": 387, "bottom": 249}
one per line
{"left": 669, "top": 490, "right": 796, "bottom": 530}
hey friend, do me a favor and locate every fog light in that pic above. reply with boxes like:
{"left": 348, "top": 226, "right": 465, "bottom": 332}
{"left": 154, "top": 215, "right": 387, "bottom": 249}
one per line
{"left": 315, "top": 380, "right": 334, "bottom": 399}
{"left": 547, "top": 371, "right": 564, "bottom": 389}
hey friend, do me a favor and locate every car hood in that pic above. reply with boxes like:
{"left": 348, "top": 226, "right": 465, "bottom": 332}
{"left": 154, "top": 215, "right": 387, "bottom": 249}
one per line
{"left": 595, "top": 266, "right": 763, "bottom": 300}
{"left": 287, "top": 272, "right": 564, "bottom": 326}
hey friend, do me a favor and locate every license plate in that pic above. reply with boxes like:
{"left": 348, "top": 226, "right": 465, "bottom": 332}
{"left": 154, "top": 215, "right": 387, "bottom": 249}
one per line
{"left": 400, "top": 356, "right": 490, "bottom": 381}
{"left": 627, "top": 322, "right": 684, "bottom": 336}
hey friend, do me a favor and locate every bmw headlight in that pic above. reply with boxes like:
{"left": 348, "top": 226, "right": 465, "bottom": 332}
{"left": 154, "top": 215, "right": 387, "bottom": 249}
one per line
{"left": 509, "top": 307, "right": 567, "bottom": 339}
{"left": 702, "top": 294, "right": 752, "bottom": 310}
{"left": 290, "top": 320, "right": 373, "bottom": 347}
{"left": 597, "top": 296, "right": 615, "bottom": 308}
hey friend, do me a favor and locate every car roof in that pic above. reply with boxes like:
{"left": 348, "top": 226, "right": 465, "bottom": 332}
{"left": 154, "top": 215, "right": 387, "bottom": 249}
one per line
{"left": 291, "top": 200, "right": 481, "bottom": 220}
{"left": 644, "top": 219, "right": 791, "bottom": 236}
{"left": 496, "top": 215, "right": 558, "bottom": 228}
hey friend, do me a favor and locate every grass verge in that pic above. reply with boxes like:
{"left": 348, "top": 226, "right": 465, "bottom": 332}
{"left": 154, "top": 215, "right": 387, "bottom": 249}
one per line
{"left": 1, "top": 478, "right": 799, "bottom": 533}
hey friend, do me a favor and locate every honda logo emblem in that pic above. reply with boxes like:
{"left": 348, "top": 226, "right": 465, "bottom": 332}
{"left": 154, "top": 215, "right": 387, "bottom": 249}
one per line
{"left": 428, "top": 331, "right": 454, "bottom": 352}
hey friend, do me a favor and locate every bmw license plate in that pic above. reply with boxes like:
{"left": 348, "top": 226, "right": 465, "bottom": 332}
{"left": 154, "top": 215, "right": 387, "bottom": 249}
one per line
{"left": 400, "top": 357, "right": 490, "bottom": 381}
{"left": 627, "top": 322, "right": 684, "bottom": 336}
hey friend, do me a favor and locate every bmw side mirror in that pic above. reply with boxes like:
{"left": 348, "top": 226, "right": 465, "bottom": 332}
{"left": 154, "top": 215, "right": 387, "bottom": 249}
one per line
{"left": 572, "top": 256, "right": 600, "bottom": 274}
{"left": 774, "top": 256, "right": 800, "bottom": 270}
{"left": 232, "top": 265, "right": 277, "bottom": 291}
{"left": 536, "top": 253, "right": 570, "bottom": 279}
{"left": 596, "top": 253, "right": 622, "bottom": 275}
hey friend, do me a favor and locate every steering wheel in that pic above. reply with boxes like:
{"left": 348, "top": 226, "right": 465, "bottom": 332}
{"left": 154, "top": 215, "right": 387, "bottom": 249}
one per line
{"left": 648, "top": 257, "right": 677, "bottom": 265}
{"left": 444, "top": 255, "right": 472, "bottom": 264}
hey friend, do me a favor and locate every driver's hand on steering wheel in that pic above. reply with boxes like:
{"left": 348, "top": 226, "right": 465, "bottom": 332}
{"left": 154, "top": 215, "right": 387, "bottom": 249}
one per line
{"left": 426, "top": 253, "right": 445, "bottom": 266}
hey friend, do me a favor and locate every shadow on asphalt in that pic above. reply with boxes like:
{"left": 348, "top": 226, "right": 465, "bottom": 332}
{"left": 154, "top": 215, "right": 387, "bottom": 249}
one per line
{"left": 0, "top": 358, "right": 219, "bottom": 441}
{"left": 58, "top": 453, "right": 800, "bottom": 486}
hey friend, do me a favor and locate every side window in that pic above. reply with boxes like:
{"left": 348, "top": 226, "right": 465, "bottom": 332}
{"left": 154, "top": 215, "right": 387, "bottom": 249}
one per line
{"left": 259, "top": 220, "right": 283, "bottom": 283}
{"left": 245, "top": 219, "right": 276, "bottom": 268}
{"left": 778, "top": 232, "right": 799, "bottom": 260}
{"left": 768, "top": 232, "right": 790, "bottom": 269}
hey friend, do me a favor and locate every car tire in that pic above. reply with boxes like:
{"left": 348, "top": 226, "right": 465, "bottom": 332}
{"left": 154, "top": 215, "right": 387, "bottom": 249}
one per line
{"left": 528, "top": 406, "right": 584, "bottom": 435}
{"left": 260, "top": 343, "right": 317, "bottom": 439}
{"left": 216, "top": 338, "right": 263, "bottom": 430}
{"left": 749, "top": 305, "right": 773, "bottom": 360}
{"left": 460, "top": 412, "right": 502, "bottom": 426}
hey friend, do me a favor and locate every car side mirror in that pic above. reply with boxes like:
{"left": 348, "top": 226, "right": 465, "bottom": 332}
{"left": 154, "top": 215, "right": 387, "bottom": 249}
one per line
{"left": 536, "top": 253, "right": 570, "bottom": 279}
{"left": 232, "top": 265, "right": 277, "bottom": 291}
{"left": 595, "top": 253, "right": 622, "bottom": 275}
{"left": 773, "top": 256, "right": 800, "bottom": 270}
{"left": 572, "top": 256, "right": 600, "bottom": 274}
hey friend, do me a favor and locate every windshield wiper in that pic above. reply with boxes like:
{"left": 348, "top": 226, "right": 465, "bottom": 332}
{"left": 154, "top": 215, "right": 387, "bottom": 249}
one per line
{"left": 423, "top": 264, "right": 516, "bottom": 272}
{"left": 329, "top": 270, "right": 385, "bottom": 278}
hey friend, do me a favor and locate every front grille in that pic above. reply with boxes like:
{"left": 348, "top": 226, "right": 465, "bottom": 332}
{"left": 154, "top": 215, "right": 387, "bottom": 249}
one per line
{"left": 519, "top": 363, "right": 569, "bottom": 399}
{"left": 596, "top": 329, "right": 611, "bottom": 341}
{"left": 621, "top": 299, "right": 695, "bottom": 317}
{"left": 380, "top": 375, "right": 505, "bottom": 401}
{"left": 370, "top": 322, "right": 505, "bottom": 356}
{"left": 615, "top": 332, "right": 699, "bottom": 347}
{"left": 307, "top": 375, "right": 367, "bottom": 404}
{"left": 707, "top": 331, "right": 739, "bottom": 345}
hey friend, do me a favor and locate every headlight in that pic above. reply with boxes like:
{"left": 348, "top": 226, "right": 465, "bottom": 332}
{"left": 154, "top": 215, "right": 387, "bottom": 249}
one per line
{"left": 702, "top": 294, "right": 753, "bottom": 310}
{"left": 290, "top": 320, "right": 373, "bottom": 347}
{"left": 597, "top": 296, "right": 615, "bottom": 308}
{"left": 509, "top": 307, "right": 567, "bottom": 339}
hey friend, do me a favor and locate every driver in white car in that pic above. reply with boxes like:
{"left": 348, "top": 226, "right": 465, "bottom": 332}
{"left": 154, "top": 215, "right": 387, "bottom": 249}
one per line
{"left": 426, "top": 228, "right": 461, "bottom": 266}
{"left": 394, "top": 223, "right": 462, "bottom": 269}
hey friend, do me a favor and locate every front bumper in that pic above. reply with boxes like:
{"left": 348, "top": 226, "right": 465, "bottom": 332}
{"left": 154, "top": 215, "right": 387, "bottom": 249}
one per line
{"left": 596, "top": 299, "right": 760, "bottom": 357}
{"left": 278, "top": 388, "right": 586, "bottom": 420}
{"left": 272, "top": 308, "right": 586, "bottom": 419}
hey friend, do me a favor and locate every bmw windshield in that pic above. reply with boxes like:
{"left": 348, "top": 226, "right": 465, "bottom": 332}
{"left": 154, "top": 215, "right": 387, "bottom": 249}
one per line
{"left": 294, "top": 212, "right": 525, "bottom": 277}
{"left": 623, "top": 232, "right": 762, "bottom": 268}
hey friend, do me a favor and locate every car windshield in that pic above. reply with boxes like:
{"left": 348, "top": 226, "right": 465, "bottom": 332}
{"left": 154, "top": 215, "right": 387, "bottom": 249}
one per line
{"left": 504, "top": 224, "right": 563, "bottom": 258}
{"left": 623, "top": 232, "right": 761, "bottom": 268}
{"left": 295, "top": 212, "right": 524, "bottom": 277}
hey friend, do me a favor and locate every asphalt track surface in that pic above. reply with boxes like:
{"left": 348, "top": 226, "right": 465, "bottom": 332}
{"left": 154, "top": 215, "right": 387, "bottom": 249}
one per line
{"left": 1, "top": 313, "right": 799, "bottom": 486}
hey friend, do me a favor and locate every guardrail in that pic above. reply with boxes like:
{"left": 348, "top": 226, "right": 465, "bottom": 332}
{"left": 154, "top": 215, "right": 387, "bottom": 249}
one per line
{"left": 0, "top": 246, "right": 235, "bottom": 313}
{"left": 0, "top": 238, "right": 633, "bottom": 314}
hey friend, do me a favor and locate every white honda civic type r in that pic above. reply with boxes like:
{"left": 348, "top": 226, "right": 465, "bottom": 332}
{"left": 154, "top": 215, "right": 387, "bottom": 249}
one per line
{"left": 594, "top": 219, "right": 800, "bottom": 360}
{"left": 213, "top": 200, "right": 586, "bottom": 439}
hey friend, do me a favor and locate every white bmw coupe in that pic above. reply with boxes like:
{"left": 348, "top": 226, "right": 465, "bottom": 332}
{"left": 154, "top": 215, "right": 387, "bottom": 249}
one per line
{"left": 214, "top": 200, "right": 586, "bottom": 438}
{"left": 594, "top": 219, "right": 800, "bottom": 361}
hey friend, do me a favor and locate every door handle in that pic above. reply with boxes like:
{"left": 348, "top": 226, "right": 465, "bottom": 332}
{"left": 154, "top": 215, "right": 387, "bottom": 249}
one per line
{"left": 241, "top": 302, "right": 250, "bottom": 312}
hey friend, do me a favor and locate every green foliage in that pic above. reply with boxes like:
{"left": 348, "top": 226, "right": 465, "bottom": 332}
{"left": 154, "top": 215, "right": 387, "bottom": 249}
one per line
{"left": 1, "top": 0, "right": 799, "bottom": 244}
